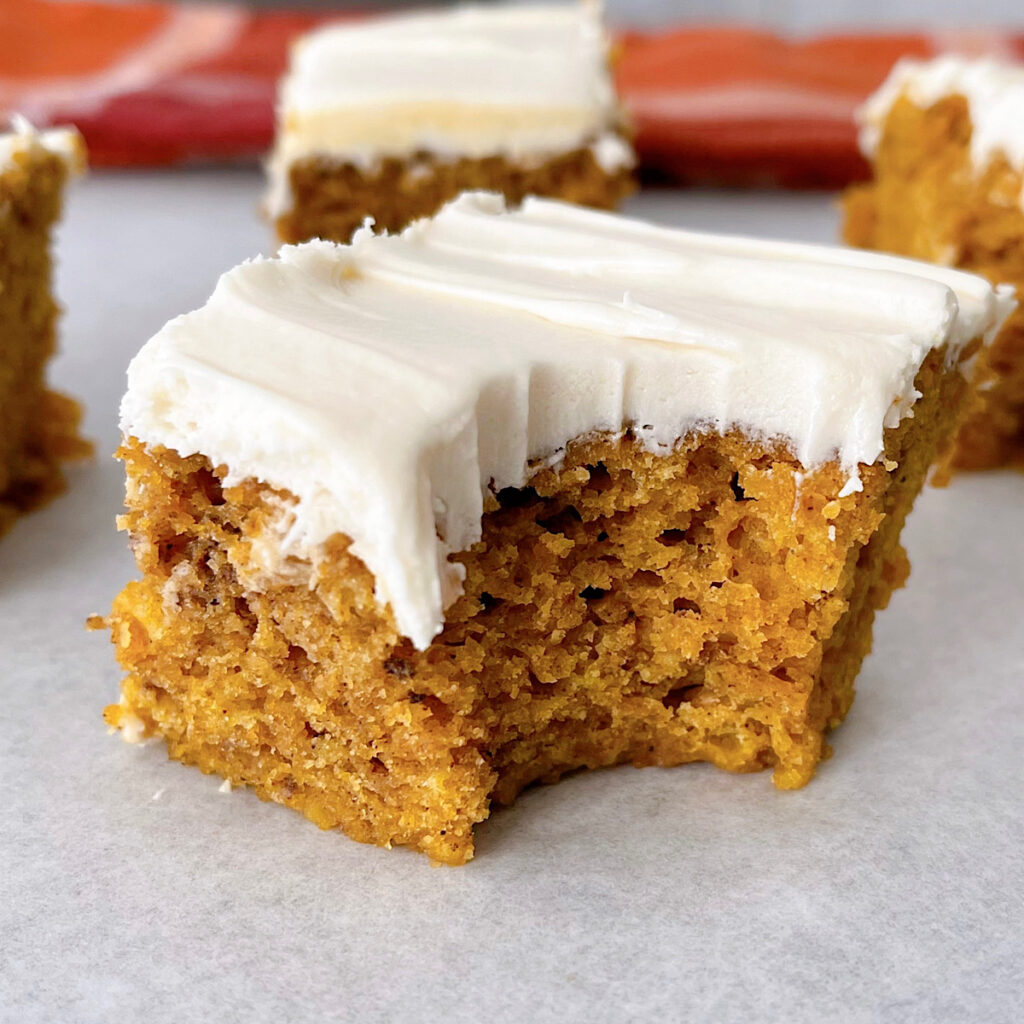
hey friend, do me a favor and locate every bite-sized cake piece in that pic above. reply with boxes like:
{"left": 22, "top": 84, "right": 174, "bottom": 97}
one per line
{"left": 266, "top": 1, "right": 635, "bottom": 244}
{"left": 0, "top": 118, "right": 90, "bottom": 538}
{"left": 845, "top": 56, "right": 1024, "bottom": 470}
{"left": 105, "top": 193, "right": 1011, "bottom": 864}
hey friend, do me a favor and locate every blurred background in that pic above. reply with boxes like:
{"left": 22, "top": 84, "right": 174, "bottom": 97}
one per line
{"left": 231, "top": 0, "right": 1023, "bottom": 29}
{"left": 8, "top": 0, "right": 1020, "bottom": 183}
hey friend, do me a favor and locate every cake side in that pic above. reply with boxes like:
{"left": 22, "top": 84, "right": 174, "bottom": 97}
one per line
{"left": 105, "top": 349, "right": 963, "bottom": 864}
{"left": 0, "top": 124, "right": 90, "bottom": 536}
{"left": 275, "top": 143, "right": 635, "bottom": 245}
{"left": 847, "top": 63, "right": 1024, "bottom": 469}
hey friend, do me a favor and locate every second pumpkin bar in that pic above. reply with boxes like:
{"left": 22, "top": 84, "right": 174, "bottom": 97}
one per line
{"left": 266, "top": 2, "right": 636, "bottom": 244}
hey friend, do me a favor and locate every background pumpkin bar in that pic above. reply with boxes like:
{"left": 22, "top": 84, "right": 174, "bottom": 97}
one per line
{"left": 105, "top": 193, "right": 1011, "bottom": 865}
{"left": 845, "top": 56, "right": 1024, "bottom": 470}
{"left": 0, "top": 119, "right": 90, "bottom": 538}
{"left": 266, "top": 1, "right": 635, "bottom": 245}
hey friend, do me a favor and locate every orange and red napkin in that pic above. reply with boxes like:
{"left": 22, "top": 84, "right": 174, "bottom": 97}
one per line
{"left": 3, "top": 0, "right": 1023, "bottom": 185}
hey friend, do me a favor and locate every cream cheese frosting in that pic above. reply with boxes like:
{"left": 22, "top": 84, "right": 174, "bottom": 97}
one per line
{"left": 858, "top": 55, "right": 1024, "bottom": 202}
{"left": 0, "top": 116, "right": 85, "bottom": 175}
{"left": 122, "top": 192, "right": 1014, "bottom": 649}
{"left": 265, "top": 1, "right": 633, "bottom": 217}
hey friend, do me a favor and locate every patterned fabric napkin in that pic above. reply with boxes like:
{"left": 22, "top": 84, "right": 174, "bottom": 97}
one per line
{"left": 3, "top": 0, "right": 1021, "bottom": 184}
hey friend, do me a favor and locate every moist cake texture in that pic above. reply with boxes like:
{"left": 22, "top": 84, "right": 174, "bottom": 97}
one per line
{"left": 0, "top": 120, "right": 90, "bottom": 538}
{"left": 105, "top": 194, "right": 1012, "bottom": 863}
{"left": 845, "top": 56, "right": 1024, "bottom": 470}
{"left": 267, "top": 2, "right": 635, "bottom": 244}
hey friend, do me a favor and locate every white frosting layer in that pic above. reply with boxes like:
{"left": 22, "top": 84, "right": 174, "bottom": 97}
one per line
{"left": 122, "top": 193, "right": 1014, "bottom": 649}
{"left": 0, "top": 116, "right": 84, "bottom": 174}
{"left": 266, "top": 2, "right": 633, "bottom": 217}
{"left": 859, "top": 55, "right": 1024, "bottom": 200}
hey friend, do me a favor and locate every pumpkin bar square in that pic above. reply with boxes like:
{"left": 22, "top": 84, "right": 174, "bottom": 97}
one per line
{"left": 846, "top": 56, "right": 1024, "bottom": 470}
{"left": 106, "top": 193, "right": 1011, "bottom": 863}
{"left": 266, "top": 2, "right": 635, "bottom": 245}
{"left": 0, "top": 119, "right": 89, "bottom": 538}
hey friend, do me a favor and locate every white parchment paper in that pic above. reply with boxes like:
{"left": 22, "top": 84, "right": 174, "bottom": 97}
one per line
{"left": 1, "top": 175, "right": 1021, "bottom": 1024}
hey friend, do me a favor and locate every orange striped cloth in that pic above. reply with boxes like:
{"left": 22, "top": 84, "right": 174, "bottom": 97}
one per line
{"left": 3, "top": 0, "right": 1023, "bottom": 184}
{"left": 619, "top": 27, "right": 1024, "bottom": 186}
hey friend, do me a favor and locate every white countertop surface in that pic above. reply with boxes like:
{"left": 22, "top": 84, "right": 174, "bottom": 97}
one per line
{"left": 2, "top": 172, "right": 1022, "bottom": 1024}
